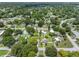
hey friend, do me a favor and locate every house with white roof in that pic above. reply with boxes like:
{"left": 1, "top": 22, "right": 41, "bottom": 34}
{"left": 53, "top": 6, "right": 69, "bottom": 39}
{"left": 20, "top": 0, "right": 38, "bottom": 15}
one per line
{"left": 55, "top": 37, "right": 61, "bottom": 42}
{"left": 41, "top": 38, "right": 48, "bottom": 44}
{"left": 0, "top": 30, "right": 5, "bottom": 36}
{"left": 72, "top": 31, "right": 79, "bottom": 39}
{"left": 50, "top": 29, "right": 54, "bottom": 33}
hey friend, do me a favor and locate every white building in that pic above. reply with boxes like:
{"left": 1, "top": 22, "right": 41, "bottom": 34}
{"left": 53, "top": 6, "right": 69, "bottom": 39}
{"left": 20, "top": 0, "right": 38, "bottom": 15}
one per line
{"left": 0, "top": 30, "right": 5, "bottom": 36}
{"left": 50, "top": 29, "right": 54, "bottom": 33}
{"left": 41, "top": 38, "right": 48, "bottom": 44}
{"left": 55, "top": 37, "right": 61, "bottom": 42}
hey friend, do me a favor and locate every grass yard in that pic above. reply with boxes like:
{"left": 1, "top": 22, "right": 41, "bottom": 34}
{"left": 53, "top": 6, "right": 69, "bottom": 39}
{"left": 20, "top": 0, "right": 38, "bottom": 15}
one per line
{"left": 0, "top": 44, "right": 4, "bottom": 47}
{"left": 46, "top": 43, "right": 53, "bottom": 47}
{"left": 38, "top": 51, "right": 44, "bottom": 57}
{"left": 47, "top": 37, "right": 52, "bottom": 42}
{"left": 0, "top": 50, "right": 8, "bottom": 56}
{"left": 16, "top": 25, "right": 24, "bottom": 28}
{"left": 39, "top": 43, "right": 43, "bottom": 48}
{"left": 56, "top": 39, "right": 73, "bottom": 48}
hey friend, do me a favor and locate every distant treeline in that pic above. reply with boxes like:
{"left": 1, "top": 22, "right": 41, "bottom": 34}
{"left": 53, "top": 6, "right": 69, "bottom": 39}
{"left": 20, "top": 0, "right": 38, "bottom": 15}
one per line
{"left": 0, "top": 2, "right": 79, "bottom": 7}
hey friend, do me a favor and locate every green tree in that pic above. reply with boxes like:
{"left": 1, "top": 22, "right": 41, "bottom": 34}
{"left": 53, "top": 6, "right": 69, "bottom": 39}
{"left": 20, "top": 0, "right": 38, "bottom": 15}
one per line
{"left": 58, "top": 50, "right": 79, "bottom": 57}
{"left": 0, "top": 22, "right": 4, "bottom": 27}
{"left": 38, "top": 20, "right": 44, "bottom": 27}
{"left": 3, "top": 28, "right": 13, "bottom": 36}
{"left": 58, "top": 50, "right": 70, "bottom": 57}
{"left": 21, "top": 44, "right": 37, "bottom": 57}
{"left": 45, "top": 46, "right": 57, "bottom": 57}
{"left": 65, "top": 26, "right": 71, "bottom": 33}
{"left": 14, "top": 29, "right": 23, "bottom": 35}
{"left": 2, "top": 36, "right": 15, "bottom": 47}
{"left": 50, "top": 17, "right": 60, "bottom": 25}
{"left": 24, "top": 18, "right": 33, "bottom": 26}
{"left": 11, "top": 43, "right": 37, "bottom": 57}
{"left": 18, "top": 36, "right": 27, "bottom": 44}
{"left": 11, "top": 43, "right": 23, "bottom": 56}
{"left": 59, "top": 28, "right": 66, "bottom": 35}
{"left": 26, "top": 26, "right": 35, "bottom": 35}
{"left": 28, "top": 51, "right": 36, "bottom": 57}
{"left": 28, "top": 37, "right": 37, "bottom": 45}
{"left": 62, "top": 23, "right": 67, "bottom": 28}
{"left": 72, "top": 51, "right": 79, "bottom": 57}
{"left": 13, "top": 19, "right": 21, "bottom": 25}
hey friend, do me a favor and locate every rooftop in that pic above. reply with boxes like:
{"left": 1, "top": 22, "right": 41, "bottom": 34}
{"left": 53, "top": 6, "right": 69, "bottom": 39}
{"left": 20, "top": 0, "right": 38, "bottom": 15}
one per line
{"left": 0, "top": 30, "right": 5, "bottom": 36}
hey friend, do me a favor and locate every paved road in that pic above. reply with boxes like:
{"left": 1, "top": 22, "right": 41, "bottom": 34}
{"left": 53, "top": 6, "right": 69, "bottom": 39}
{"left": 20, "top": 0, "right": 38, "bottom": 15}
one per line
{"left": 36, "top": 39, "right": 46, "bottom": 57}
{"left": 0, "top": 47, "right": 11, "bottom": 57}
{"left": 53, "top": 34, "right": 79, "bottom": 51}
{"left": 53, "top": 40, "right": 79, "bottom": 51}
{"left": 60, "top": 18, "right": 75, "bottom": 29}
{"left": 0, "top": 47, "right": 10, "bottom": 50}
{"left": 0, "top": 28, "right": 25, "bottom": 30}
{"left": 54, "top": 18, "right": 79, "bottom": 51}
{"left": 57, "top": 48, "right": 79, "bottom": 51}
{"left": 71, "top": 29, "right": 79, "bottom": 38}
{"left": 66, "top": 33, "right": 79, "bottom": 49}
{"left": 4, "top": 49, "right": 11, "bottom": 57}
{"left": 36, "top": 18, "right": 78, "bottom": 52}
{"left": 60, "top": 20, "right": 67, "bottom": 29}
{"left": 36, "top": 18, "right": 79, "bottom": 52}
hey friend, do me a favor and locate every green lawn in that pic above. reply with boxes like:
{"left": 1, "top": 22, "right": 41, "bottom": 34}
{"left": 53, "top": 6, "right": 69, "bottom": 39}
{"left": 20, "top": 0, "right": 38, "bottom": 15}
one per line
{"left": 38, "top": 51, "right": 44, "bottom": 57}
{"left": 56, "top": 39, "right": 73, "bottom": 48}
{"left": 0, "top": 50, "right": 8, "bottom": 56}
{"left": 46, "top": 43, "right": 53, "bottom": 47}
{"left": 47, "top": 37, "right": 52, "bottom": 42}
{"left": 0, "top": 44, "right": 4, "bottom": 47}
{"left": 39, "top": 44, "right": 43, "bottom": 48}
{"left": 16, "top": 25, "right": 24, "bottom": 28}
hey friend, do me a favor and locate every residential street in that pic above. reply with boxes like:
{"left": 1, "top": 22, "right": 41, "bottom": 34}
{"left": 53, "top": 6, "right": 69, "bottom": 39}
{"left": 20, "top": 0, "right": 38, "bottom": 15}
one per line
{"left": 0, "top": 47, "right": 10, "bottom": 50}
